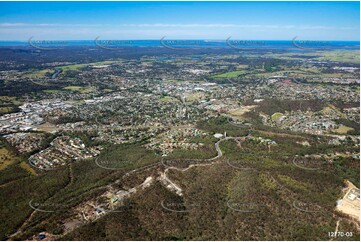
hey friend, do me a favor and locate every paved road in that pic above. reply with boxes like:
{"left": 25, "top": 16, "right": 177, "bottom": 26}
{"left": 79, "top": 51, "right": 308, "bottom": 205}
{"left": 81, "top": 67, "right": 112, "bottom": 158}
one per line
{"left": 161, "top": 136, "right": 245, "bottom": 196}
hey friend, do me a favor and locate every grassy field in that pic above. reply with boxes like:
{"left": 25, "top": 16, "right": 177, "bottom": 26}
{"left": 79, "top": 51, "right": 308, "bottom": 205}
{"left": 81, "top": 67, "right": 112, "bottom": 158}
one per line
{"left": 58, "top": 60, "right": 120, "bottom": 72}
{"left": 63, "top": 86, "right": 95, "bottom": 93}
{"left": 228, "top": 106, "right": 257, "bottom": 119}
{"left": 333, "top": 125, "right": 354, "bottom": 134}
{"left": 210, "top": 70, "right": 246, "bottom": 79}
{"left": 22, "top": 60, "right": 119, "bottom": 79}
{"left": 0, "top": 106, "right": 14, "bottom": 114}
{"left": 0, "top": 96, "right": 20, "bottom": 104}
{"left": 19, "top": 161, "right": 37, "bottom": 176}
{"left": 264, "top": 50, "right": 360, "bottom": 64}
{"left": 59, "top": 64, "right": 86, "bottom": 71}
{"left": 0, "top": 148, "right": 18, "bottom": 171}
{"left": 0, "top": 96, "right": 22, "bottom": 114}
{"left": 24, "top": 69, "right": 53, "bottom": 78}
{"left": 184, "top": 92, "right": 206, "bottom": 102}
{"left": 250, "top": 69, "right": 344, "bottom": 79}
{"left": 36, "top": 122, "right": 58, "bottom": 133}
{"left": 237, "top": 64, "right": 248, "bottom": 69}
{"left": 316, "top": 50, "right": 360, "bottom": 64}
{"left": 43, "top": 89, "right": 61, "bottom": 94}
{"left": 271, "top": 112, "right": 283, "bottom": 119}
{"left": 64, "top": 86, "right": 83, "bottom": 91}
{"left": 267, "top": 50, "right": 360, "bottom": 63}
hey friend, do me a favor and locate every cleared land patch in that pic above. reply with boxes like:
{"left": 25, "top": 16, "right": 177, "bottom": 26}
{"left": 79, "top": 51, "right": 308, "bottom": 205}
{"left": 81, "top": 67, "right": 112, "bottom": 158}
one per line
{"left": 19, "top": 161, "right": 37, "bottom": 176}
{"left": 63, "top": 86, "right": 95, "bottom": 93}
{"left": 333, "top": 125, "right": 354, "bottom": 134}
{"left": 211, "top": 70, "right": 246, "bottom": 79}
{"left": 271, "top": 112, "right": 283, "bottom": 120}
{"left": 0, "top": 148, "right": 18, "bottom": 171}
{"left": 228, "top": 105, "right": 257, "bottom": 119}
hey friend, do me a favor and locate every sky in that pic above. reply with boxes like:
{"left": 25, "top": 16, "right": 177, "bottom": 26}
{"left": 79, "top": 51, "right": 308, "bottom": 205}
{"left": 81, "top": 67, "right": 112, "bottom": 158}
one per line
{"left": 0, "top": 1, "right": 359, "bottom": 40}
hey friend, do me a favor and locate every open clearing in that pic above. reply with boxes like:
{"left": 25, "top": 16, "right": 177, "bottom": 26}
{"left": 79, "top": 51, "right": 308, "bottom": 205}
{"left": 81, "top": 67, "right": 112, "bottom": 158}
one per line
{"left": 333, "top": 125, "right": 354, "bottom": 134}
{"left": 24, "top": 69, "right": 52, "bottom": 78}
{"left": 336, "top": 180, "right": 360, "bottom": 221}
{"left": 58, "top": 61, "right": 120, "bottom": 72}
{"left": 211, "top": 70, "right": 246, "bottom": 79}
{"left": 228, "top": 105, "right": 257, "bottom": 119}
{"left": 184, "top": 92, "right": 206, "bottom": 102}
{"left": 63, "top": 86, "right": 95, "bottom": 93}
{"left": 36, "top": 122, "right": 58, "bottom": 133}
{"left": 0, "top": 148, "right": 18, "bottom": 171}
{"left": 271, "top": 112, "right": 283, "bottom": 120}
{"left": 19, "top": 161, "right": 37, "bottom": 176}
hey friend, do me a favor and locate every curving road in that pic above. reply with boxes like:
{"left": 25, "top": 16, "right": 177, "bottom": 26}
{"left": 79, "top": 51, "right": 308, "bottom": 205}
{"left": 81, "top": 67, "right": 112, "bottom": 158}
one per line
{"left": 161, "top": 136, "right": 245, "bottom": 196}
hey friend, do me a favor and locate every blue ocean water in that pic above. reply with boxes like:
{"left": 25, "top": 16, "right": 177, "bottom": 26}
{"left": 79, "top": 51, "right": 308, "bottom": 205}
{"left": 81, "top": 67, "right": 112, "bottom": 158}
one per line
{"left": 0, "top": 40, "right": 359, "bottom": 50}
